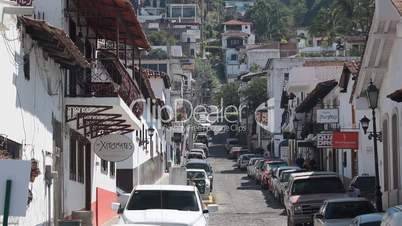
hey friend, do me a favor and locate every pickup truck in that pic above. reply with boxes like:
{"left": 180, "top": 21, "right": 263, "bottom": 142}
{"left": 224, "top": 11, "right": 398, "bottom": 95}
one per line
{"left": 284, "top": 172, "right": 348, "bottom": 226}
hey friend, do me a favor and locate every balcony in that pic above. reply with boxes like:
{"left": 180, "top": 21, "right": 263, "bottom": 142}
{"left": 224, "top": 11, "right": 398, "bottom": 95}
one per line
{"left": 65, "top": 51, "right": 144, "bottom": 138}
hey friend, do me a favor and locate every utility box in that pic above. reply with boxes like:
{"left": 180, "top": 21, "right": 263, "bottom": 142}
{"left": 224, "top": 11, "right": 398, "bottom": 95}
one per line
{"left": 169, "top": 166, "right": 187, "bottom": 185}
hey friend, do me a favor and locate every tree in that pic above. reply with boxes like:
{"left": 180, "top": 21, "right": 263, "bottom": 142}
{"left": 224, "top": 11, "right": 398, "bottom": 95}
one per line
{"left": 147, "top": 31, "right": 177, "bottom": 46}
{"left": 147, "top": 49, "right": 168, "bottom": 59}
{"left": 241, "top": 77, "right": 267, "bottom": 110}
{"left": 214, "top": 82, "right": 240, "bottom": 107}
{"left": 245, "top": 0, "right": 293, "bottom": 41}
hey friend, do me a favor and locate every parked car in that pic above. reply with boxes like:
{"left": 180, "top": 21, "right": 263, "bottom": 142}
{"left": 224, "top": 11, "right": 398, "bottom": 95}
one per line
{"left": 237, "top": 153, "right": 258, "bottom": 169}
{"left": 186, "top": 169, "right": 211, "bottom": 198}
{"left": 275, "top": 169, "right": 306, "bottom": 203}
{"left": 254, "top": 158, "right": 282, "bottom": 184}
{"left": 114, "top": 185, "right": 217, "bottom": 225}
{"left": 348, "top": 175, "right": 376, "bottom": 204}
{"left": 189, "top": 148, "right": 207, "bottom": 158}
{"left": 381, "top": 205, "right": 402, "bottom": 226}
{"left": 193, "top": 143, "right": 209, "bottom": 157}
{"left": 349, "top": 213, "right": 383, "bottom": 226}
{"left": 225, "top": 138, "right": 239, "bottom": 153}
{"left": 313, "top": 198, "right": 375, "bottom": 226}
{"left": 285, "top": 172, "right": 348, "bottom": 226}
{"left": 271, "top": 166, "right": 301, "bottom": 197}
{"left": 247, "top": 158, "right": 264, "bottom": 178}
{"left": 195, "top": 133, "right": 209, "bottom": 147}
{"left": 261, "top": 161, "right": 288, "bottom": 189}
{"left": 186, "top": 152, "right": 205, "bottom": 160}
{"left": 185, "top": 159, "right": 214, "bottom": 191}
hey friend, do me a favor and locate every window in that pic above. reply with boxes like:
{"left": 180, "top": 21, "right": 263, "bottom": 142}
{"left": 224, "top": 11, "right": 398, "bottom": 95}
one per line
{"left": 284, "top": 73, "right": 289, "bottom": 81}
{"left": 69, "top": 135, "right": 77, "bottom": 180}
{"left": 383, "top": 119, "right": 390, "bottom": 191}
{"left": 187, "top": 37, "right": 191, "bottom": 43}
{"left": 110, "top": 162, "right": 115, "bottom": 177}
{"left": 23, "top": 54, "right": 30, "bottom": 80}
{"left": 171, "top": 7, "right": 181, "bottom": 17}
{"left": 190, "top": 49, "right": 195, "bottom": 56}
{"left": 77, "top": 142, "right": 85, "bottom": 183}
{"left": 101, "top": 159, "right": 108, "bottom": 174}
{"left": 392, "top": 113, "right": 400, "bottom": 189}
{"left": 0, "top": 136, "right": 22, "bottom": 159}
{"left": 230, "top": 54, "right": 237, "bottom": 61}
{"left": 183, "top": 6, "right": 196, "bottom": 18}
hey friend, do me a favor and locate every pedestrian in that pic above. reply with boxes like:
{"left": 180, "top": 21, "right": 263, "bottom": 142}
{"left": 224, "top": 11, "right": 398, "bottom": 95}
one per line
{"left": 296, "top": 155, "right": 304, "bottom": 168}
{"left": 310, "top": 158, "right": 317, "bottom": 171}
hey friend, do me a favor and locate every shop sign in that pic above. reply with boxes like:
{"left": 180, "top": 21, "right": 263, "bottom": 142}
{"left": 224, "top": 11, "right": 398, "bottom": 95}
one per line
{"left": 93, "top": 134, "right": 134, "bottom": 162}
{"left": 332, "top": 131, "right": 358, "bottom": 149}
{"left": 317, "top": 132, "right": 333, "bottom": 148}
{"left": 316, "top": 109, "right": 339, "bottom": 124}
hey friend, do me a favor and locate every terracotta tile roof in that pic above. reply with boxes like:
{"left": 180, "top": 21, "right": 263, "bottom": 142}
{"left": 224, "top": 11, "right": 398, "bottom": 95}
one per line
{"left": 392, "top": 0, "right": 402, "bottom": 15}
{"left": 221, "top": 31, "right": 250, "bottom": 37}
{"left": 339, "top": 61, "right": 361, "bottom": 92}
{"left": 223, "top": 19, "right": 251, "bottom": 25}
{"left": 72, "top": 0, "right": 150, "bottom": 49}
{"left": 20, "top": 17, "right": 90, "bottom": 68}
{"left": 303, "top": 61, "right": 345, "bottom": 67}
{"left": 296, "top": 80, "right": 338, "bottom": 113}
{"left": 388, "top": 88, "right": 402, "bottom": 102}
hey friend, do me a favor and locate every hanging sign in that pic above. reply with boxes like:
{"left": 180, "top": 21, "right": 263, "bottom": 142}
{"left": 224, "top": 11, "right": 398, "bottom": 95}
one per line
{"left": 332, "top": 131, "right": 359, "bottom": 149}
{"left": 93, "top": 134, "right": 134, "bottom": 162}
{"left": 316, "top": 109, "right": 339, "bottom": 124}
{"left": 317, "top": 132, "right": 333, "bottom": 148}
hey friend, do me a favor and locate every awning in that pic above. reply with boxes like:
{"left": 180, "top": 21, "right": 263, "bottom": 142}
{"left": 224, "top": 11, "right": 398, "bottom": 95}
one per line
{"left": 388, "top": 88, "right": 402, "bottom": 102}
{"left": 19, "top": 17, "right": 90, "bottom": 68}
{"left": 295, "top": 80, "right": 338, "bottom": 113}
{"left": 71, "top": 0, "right": 150, "bottom": 49}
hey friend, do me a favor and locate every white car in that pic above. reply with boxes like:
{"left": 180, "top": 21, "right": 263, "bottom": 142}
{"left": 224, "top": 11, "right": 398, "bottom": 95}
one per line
{"left": 186, "top": 152, "right": 206, "bottom": 160}
{"left": 247, "top": 158, "right": 263, "bottom": 177}
{"left": 115, "top": 185, "right": 217, "bottom": 225}
{"left": 190, "top": 148, "right": 207, "bottom": 158}
{"left": 313, "top": 198, "right": 375, "bottom": 226}
{"left": 193, "top": 143, "right": 209, "bottom": 157}
{"left": 349, "top": 213, "right": 383, "bottom": 226}
{"left": 225, "top": 138, "right": 239, "bottom": 153}
{"left": 186, "top": 169, "right": 211, "bottom": 198}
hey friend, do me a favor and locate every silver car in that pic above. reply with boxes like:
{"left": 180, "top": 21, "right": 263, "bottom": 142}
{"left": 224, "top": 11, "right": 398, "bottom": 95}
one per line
{"left": 247, "top": 158, "right": 263, "bottom": 178}
{"left": 271, "top": 166, "right": 300, "bottom": 199}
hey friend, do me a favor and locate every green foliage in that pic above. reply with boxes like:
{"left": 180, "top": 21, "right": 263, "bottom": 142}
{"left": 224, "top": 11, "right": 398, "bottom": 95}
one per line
{"left": 250, "top": 64, "right": 260, "bottom": 73}
{"left": 241, "top": 77, "right": 267, "bottom": 110}
{"left": 245, "top": 0, "right": 293, "bottom": 41}
{"left": 147, "top": 31, "right": 177, "bottom": 46}
{"left": 147, "top": 49, "right": 168, "bottom": 59}
{"left": 214, "top": 82, "right": 240, "bottom": 107}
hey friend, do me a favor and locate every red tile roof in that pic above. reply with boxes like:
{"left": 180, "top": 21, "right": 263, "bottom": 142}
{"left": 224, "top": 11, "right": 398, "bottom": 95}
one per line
{"left": 223, "top": 19, "right": 251, "bottom": 25}
{"left": 20, "top": 17, "right": 90, "bottom": 68}
{"left": 388, "top": 88, "right": 402, "bottom": 102}
{"left": 392, "top": 0, "right": 402, "bottom": 15}
{"left": 339, "top": 61, "right": 361, "bottom": 92}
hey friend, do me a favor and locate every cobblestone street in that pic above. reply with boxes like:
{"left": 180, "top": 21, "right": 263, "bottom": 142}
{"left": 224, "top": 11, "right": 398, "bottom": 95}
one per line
{"left": 208, "top": 133, "right": 287, "bottom": 226}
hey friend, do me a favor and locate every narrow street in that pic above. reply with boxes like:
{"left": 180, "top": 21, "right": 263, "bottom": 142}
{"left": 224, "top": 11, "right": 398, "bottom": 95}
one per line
{"left": 207, "top": 132, "right": 286, "bottom": 226}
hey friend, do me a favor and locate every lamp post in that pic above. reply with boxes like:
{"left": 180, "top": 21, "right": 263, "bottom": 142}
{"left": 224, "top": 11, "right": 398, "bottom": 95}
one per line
{"left": 360, "top": 80, "right": 383, "bottom": 212}
{"left": 137, "top": 127, "right": 156, "bottom": 185}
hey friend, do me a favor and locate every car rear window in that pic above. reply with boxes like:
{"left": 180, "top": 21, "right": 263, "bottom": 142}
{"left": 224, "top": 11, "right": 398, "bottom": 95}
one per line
{"left": 266, "top": 162, "right": 287, "bottom": 170}
{"left": 291, "top": 177, "right": 345, "bottom": 195}
{"left": 354, "top": 177, "right": 375, "bottom": 192}
{"left": 360, "top": 222, "right": 381, "bottom": 226}
{"left": 229, "top": 140, "right": 239, "bottom": 145}
{"left": 186, "top": 163, "right": 211, "bottom": 173}
{"left": 324, "top": 201, "right": 375, "bottom": 219}
{"left": 127, "top": 190, "right": 199, "bottom": 211}
{"left": 187, "top": 171, "right": 205, "bottom": 179}
{"left": 188, "top": 154, "right": 202, "bottom": 159}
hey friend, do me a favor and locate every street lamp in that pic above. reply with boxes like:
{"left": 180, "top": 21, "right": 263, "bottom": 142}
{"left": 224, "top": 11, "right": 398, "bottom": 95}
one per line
{"left": 148, "top": 127, "right": 155, "bottom": 138}
{"left": 360, "top": 80, "right": 383, "bottom": 211}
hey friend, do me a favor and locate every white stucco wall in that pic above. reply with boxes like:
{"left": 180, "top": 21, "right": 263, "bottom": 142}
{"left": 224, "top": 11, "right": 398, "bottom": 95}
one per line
{"left": 0, "top": 10, "right": 62, "bottom": 225}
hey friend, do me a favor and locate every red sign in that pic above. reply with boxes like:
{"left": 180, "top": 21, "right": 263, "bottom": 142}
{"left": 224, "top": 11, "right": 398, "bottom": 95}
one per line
{"left": 332, "top": 132, "right": 358, "bottom": 149}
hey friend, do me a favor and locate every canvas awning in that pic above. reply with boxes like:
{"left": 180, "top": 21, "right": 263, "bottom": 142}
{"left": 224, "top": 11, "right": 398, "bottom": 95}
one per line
{"left": 19, "top": 17, "right": 90, "bottom": 68}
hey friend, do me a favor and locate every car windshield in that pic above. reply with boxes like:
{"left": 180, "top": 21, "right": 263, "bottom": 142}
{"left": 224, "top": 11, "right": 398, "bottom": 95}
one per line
{"left": 324, "top": 201, "right": 375, "bottom": 219}
{"left": 229, "top": 140, "right": 239, "bottom": 145}
{"left": 360, "top": 222, "right": 381, "bottom": 226}
{"left": 186, "top": 163, "right": 211, "bottom": 173}
{"left": 266, "top": 162, "right": 287, "bottom": 170}
{"left": 291, "top": 177, "right": 345, "bottom": 195}
{"left": 126, "top": 190, "right": 199, "bottom": 211}
{"left": 187, "top": 171, "right": 205, "bottom": 179}
{"left": 188, "top": 154, "right": 202, "bottom": 159}
{"left": 281, "top": 170, "right": 302, "bottom": 182}
{"left": 354, "top": 177, "right": 376, "bottom": 192}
